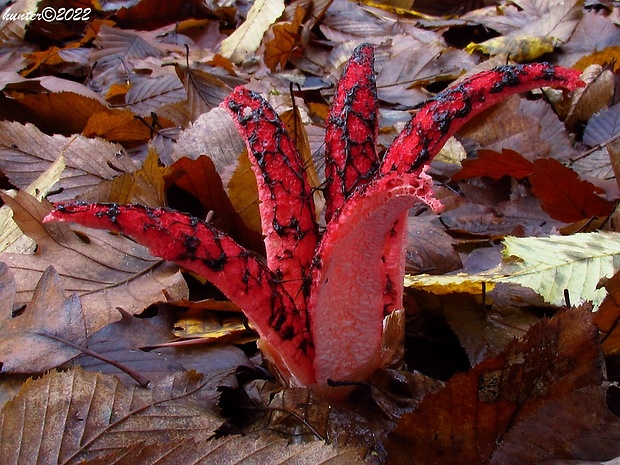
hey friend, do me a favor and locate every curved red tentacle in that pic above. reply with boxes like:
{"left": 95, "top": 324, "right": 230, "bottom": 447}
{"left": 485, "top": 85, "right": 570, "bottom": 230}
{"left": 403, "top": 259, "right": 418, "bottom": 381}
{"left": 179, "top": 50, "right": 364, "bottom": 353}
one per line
{"left": 381, "top": 63, "right": 585, "bottom": 175}
{"left": 44, "top": 202, "right": 316, "bottom": 386}
{"left": 324, "top": 43, "right": 380, "bottom": 222}
{"left": 222, "top": 88, "right": 319, "bottom": 312}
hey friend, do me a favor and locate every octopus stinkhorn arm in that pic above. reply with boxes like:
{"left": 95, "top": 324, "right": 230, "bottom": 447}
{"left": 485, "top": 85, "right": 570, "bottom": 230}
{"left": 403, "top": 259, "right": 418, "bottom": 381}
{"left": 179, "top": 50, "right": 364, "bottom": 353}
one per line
{"left": 381, "top": 62, "right": 585, "bottom": 175}
{"left": 43, "top": 202, "right": 316, "bottom": 386}
{"left": 324, "top": 43, "right": 380, "bottom": 222}
{"left": 223, "top": 88, "right": 319, "bottom": 311}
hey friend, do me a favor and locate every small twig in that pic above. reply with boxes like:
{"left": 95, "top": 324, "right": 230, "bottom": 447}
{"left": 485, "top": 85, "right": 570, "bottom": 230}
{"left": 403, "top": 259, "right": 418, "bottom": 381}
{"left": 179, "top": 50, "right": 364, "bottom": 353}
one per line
{"left": 34, "top": 330, "right": 151, "bottom": 388}
{"left": 564, "top": 289, "right": 572, "bottom": 308}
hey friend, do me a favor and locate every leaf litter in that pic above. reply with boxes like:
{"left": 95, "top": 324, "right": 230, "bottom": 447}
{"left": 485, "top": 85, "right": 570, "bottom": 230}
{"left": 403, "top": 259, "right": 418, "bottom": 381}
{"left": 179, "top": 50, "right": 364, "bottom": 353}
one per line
{"left": 0, "top": 0, "right": 619, "bottom": 463}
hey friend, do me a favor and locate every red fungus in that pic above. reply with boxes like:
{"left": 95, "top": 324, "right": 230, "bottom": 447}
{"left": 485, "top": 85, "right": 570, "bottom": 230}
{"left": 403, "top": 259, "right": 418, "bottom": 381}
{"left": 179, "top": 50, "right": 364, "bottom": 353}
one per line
{"left": 44, "top": 44, "right": 584, "bottom": 389}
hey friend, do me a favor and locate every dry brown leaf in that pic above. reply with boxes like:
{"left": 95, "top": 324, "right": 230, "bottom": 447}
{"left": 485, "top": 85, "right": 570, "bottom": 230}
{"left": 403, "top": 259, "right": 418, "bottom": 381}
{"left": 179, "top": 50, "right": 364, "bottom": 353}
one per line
{"left": 84, "top": 433, "right": 366, "bottom": 465}
{"left": 404, "top": 215, "right": 462, "bottom": 275}
{"left": 69, "top": 308, "right": 252, "bottom": 389}
{"left": 0, "top": 367, "right": 223, "bottom": 465}
{"left": 489, "top": 386, "right": 620, "bottom": 464}
{"left": 0, "top": 264, "right": 86, "bottom": 374}
{"left": 82, "top": 110, "right": 156, "bottom": 146}
{"left": 0, "top": 153, "right": 64, "bottom": 253}
{"left": 443, "top": 294, "right": 541, "bottom": 365}
{"left": 264, "top": 4, "right": 307, "bottom": 71}
{"left": 319, "top": 0, "right": 390, "bottom": 43}
{"left": 171, "top": 107, "right": 246, "bottom": 170}
{"left": 560, "top": 12, "right": 620, "bottom": 67}
{"left": 0, "top": 76, "right": 116, "bottom": 135}
{"left": 171, "top": 108, "right": 263, "bottom": 233}
{"left": 125, "top": 74, "right": 187, "bottom": 116}
{"left": 460, "top": 95, "right": 553, "bottom": 161}
{"left": 0, "top": 191, "right": 188, "bottom": 335}
{"left": 174, "top": 64, "right": 239, "bottom": 121}
{"left": 375, "top": 35, "right": 474, "bottom": 107}
{"left": 388, "top": 307, "right": 603, "bottom": 464}
{"left": 78, "top": 147, "right": 169, "bottom": 207}
{"left": 0, "top": 120, "right": 136, "bottom": 201}
{"left": 565, "top": 65, "right": 615, "bottom": 128}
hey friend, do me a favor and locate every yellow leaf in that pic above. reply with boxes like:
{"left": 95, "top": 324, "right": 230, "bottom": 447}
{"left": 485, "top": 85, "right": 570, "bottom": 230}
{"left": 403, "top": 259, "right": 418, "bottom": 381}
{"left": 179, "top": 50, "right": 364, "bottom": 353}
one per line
{"left": 575, "top": 46, "right": 620, "bottom": 73}
{"left": 220, "top": 0, "right": 285, "bottom": 64}
{"left": 465, "top": 36, "right": 559, "bottom": 62}
{"left": 405, "top": 273, "right": 496, "bottom": 296}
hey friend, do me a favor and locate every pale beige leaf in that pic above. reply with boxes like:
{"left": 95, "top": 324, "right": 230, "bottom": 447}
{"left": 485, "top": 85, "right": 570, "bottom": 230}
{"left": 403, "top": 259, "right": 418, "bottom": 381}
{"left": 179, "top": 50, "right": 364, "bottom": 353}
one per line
{"left": 0, "top": 265, "right": 86, "bottom": 373}
{"left": 219, "top": 0, "right": 285, "bottom": 64}
{"left": 0, "top": 368, "right": 223, "bottom": 465}
{"left": 172, "top": 107, "right": 245, "bottom": 175}
{"left": 515, "top": 0, "right": 582, "bottom": 43}
{"left": 126, "top": 74, "right": 187, "bottom": 116}
{"left": 406, "top": 232, "right": 620, "bottom": 309}
{"left": 0, "top": 121, "right": 137, "bottom": 200}
{"left": 376, "top": 34, "right": 474, "bottom": 107}
{"left": 0, "top": 0, "right": 38, "bottom": 43}
{"left": 0, "top": 191, "right": 188, "bottom": 335}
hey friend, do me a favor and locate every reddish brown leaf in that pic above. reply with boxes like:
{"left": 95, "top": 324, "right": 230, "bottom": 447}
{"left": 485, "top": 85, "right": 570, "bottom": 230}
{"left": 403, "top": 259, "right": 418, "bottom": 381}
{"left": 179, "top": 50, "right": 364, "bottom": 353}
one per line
{"left": 264, "top": 5, "right": 306, "bottom": 72}
{"left": 387, "top": 308, "right": 603, "bottom": 465}
{"left": 593, "top": 270, "right": 620, "bottom": 355}
{"left": 489, "top": 386, "right": 620, "bottom": 464}
{"left": 167, "top": 155, "right": 264, "bottom": 253}
{"left": 529, "top": 158, "right": 615, "bottom": 223}
{"left": 452, "top": 149, "right": 534, "bottom": 181}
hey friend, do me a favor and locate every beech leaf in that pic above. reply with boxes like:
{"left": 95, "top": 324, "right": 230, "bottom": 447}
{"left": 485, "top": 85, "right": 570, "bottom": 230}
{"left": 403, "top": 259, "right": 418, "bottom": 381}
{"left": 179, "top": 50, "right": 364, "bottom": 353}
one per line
{"left": 529, "top": 158, "right": 615, "bottom": 223}
{"left": 78, "top": 147, "right": 169, "bottom": 207}
{"left": 174, "top": 65, "right": 239, "bottom": 120}
{"left": 500, "top": 232, "right": 620, "bottom": 308}
{"left": 125, "top": 74, "right": 186, "bottom": 116}
{"left": 0, "top": 153, "right": 65, "bottom": 253}
{"left": 583, "top": 103, "right": 620, "bottom": 147}
{"left": 406, "top": 232, "right": 620, "bottom": 308}
{"left": 452, "top": 149, "right": 534, "bottom": 181}
{"left": 219, "top": 0, "right": 285, "bottom": 64}
{"left": 0, "top": 191, "right": 188, "bottom": 335}
{"left": 0, "top": 367, "right": 223, "bottom": 465}
{"left": 0, "top": 121, "right": 136, "bottom": 201}
{"left": 85, "top": 433, "right": 366, "bottom": 465}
